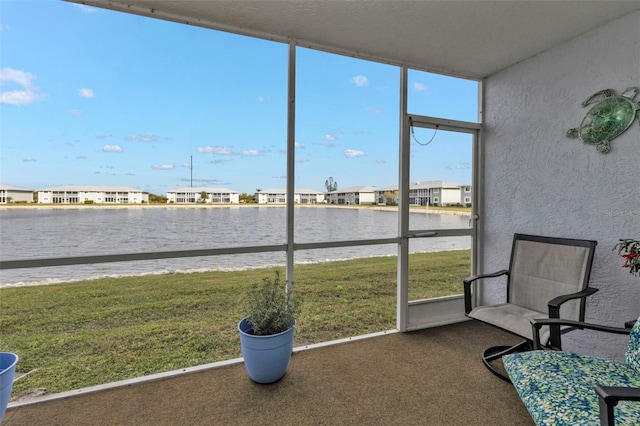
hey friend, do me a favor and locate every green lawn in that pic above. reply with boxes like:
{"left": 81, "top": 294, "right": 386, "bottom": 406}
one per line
{"left": 1, "top": 250, "right": 470, "bottom": 399}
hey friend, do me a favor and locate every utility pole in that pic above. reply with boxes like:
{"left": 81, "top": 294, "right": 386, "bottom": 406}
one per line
{"left": 190, "top": 155, "right": 193, "bottom": 188}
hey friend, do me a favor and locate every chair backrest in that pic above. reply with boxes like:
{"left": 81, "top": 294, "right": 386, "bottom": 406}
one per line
{"left": 507, "top": 234, "right": 597, "bottom": 320}
{"left": 626, "top": 317, "right": 640, "bottom": 373}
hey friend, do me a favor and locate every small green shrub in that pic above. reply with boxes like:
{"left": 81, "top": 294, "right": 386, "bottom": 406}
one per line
{"left": 245, "top": 270, "right": 298, "bottom": 336}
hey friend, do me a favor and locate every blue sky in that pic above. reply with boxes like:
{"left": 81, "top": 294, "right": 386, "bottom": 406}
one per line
{"left": 1, "top": 1, "right": 478, "bottom": 195}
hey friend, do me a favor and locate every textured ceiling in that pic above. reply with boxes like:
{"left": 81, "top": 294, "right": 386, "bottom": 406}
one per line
{"left": 68, "top": 0, "right": 640, "bottom": 79}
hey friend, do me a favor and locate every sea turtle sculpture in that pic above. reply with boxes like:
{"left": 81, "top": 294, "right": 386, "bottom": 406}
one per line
{"left": 566, "top": 87, "right": 639, "bottom": 153}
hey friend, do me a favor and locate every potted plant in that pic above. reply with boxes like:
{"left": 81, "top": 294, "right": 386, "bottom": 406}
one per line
{"left": 238, "top": 270, "right": 298, "bottom": 384}
{"left": 0, "top": 352, "right": 18, "bottom": 421}
{"left": 613, "top": 239, "right": 640, "bottom": 277}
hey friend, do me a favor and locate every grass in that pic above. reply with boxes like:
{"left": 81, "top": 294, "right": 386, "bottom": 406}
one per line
{"left": 1, "top": 250, "right": 470, "bottom": 399}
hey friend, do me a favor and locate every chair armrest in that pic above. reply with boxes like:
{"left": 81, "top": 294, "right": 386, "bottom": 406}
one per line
{"left": 462, "top": 269, "right": 508, "bottom": 314}
{"left": 463, "top": 269, "right": 509, "bottom": 286}
{"left": 596, "top": 386, "right": 640, "bottom": 426}
{"left": 530, "top": 318, "right": 631, "bottom": 350}
{"left": 547, "top": 287, "right": 599, "bottom": 316}
{"left": 546, "top": 287, "right": 599, "bottom": 349}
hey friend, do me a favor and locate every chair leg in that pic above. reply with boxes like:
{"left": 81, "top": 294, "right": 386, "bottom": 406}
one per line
{"left": 482, "top": 340, "right": 531, "bottom": 382}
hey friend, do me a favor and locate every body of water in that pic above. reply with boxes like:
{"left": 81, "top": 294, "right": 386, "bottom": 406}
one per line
{"left": 0, "top": 206, "right": 470, "bottom": 286}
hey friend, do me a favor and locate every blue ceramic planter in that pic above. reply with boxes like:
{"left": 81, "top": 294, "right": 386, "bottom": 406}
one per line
{"left": 238, "top": 318, "right": 295, "bottom": 384}
{"left": 0, "top": 352, "right": 18, "bottom": 421}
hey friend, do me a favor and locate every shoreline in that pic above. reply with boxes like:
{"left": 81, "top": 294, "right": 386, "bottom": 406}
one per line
{"left": 0, "top": 249, "right": 472, "bottom": 289}
{"left": 0, "top": 203, "right": 471, "bottom": 215}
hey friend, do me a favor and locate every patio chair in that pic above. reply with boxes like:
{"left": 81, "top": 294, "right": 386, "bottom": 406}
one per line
{"left": 504, "top": 318, "right": 640, "bottom": 426}
{"left": 463, "top": 233, "right": 598, "bottom": 381}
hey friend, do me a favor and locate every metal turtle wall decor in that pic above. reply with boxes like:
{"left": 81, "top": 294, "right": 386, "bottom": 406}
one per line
{"left": 566, "top": 87, "right": 639, "bottom": 153}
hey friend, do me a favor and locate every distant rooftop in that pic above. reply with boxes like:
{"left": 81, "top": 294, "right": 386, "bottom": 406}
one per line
{"left": 38, "top": 185, "right": 148, "bottom": 193}
{"left": 168, "top": 187, "right": 239, "bottom": 194}
{"left": 328, "top": 185, "right": 378, "bottom": 194}
{"left": 258, "top": 189, "right": 322, "bottom": 194}
{"left": 0, "top": 184, "right": 33, "bottom": 192}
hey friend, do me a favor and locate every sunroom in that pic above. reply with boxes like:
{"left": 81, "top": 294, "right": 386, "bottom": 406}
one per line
{"left": 2, "top": 0, "right": 639, "bottom": 424}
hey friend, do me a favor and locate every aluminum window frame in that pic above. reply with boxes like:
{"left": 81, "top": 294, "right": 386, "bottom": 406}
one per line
{"left": 0, "top": 40, "right": 483, "bottom": 333}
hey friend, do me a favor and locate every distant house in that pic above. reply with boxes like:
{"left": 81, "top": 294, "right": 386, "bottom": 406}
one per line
{"left": 255, "top": 189, "right": 324, "bottom": 204}
{"left": 326, "top": 186, "right": 378, "bottom": 205}
{"left": 294, "top": 189, "right": 324, "bottom": 204}
{"left": 256, "top": 189, "right": 286, "bottom": 204}
{"left": 410, "top": 180, "right": 462, "bottom": 206}
{"left": 376, "top": 180, "right": 467, "bottom": 206}
{"left": 375, "top": 186, "right": 399, "bottom": 205}
{"left": 166, "top": 187, "right": 240, "bottom": 204}
{"left": 459, "top": 184, "right": 472, "bottom": 207}
{"left": 0, "top": 184, "right": 34, "bottom": 204}
{"left": 37, "top": 185, "right": 149, "bottom": 204}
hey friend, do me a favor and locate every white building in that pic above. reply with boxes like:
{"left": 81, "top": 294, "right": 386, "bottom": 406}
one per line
{"left": 38, "top": 185, "right": 149, "bottom": 204}
{"left": 0, "top": 184, "right": 34, "bottom": 204}
{"left": 375, "top": 186, "right": 398, "bottom": 205}
{"left": 410, "top": 180, "right": 465, "bottom": 207}
{"left": 459, "top": 184, "right": 472, "bottom": 207}
{"left": 326, "top": 186, "right": 378, "bottom": 205}
{"left": 166, "top": 187, "right": 240, "bottom": 204}
{"left": 376, "top": 181, "right": 467, "bottom": 206}
{"left": 294, "top": 189, "right": 324, "bottom": 204}
{"left": 256, "top": 189, "right": 324, "bottom": 204}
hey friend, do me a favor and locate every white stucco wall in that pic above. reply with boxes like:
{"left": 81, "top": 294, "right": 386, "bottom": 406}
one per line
{"left": 482, "top": 11, "right": 640, "bottom": 359}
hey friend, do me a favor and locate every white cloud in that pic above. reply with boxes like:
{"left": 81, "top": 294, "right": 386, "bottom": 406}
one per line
{"left": 345, "top": 149, "right": 365, "bottom": 158}
{"left": 73, "top": 4, "right": 99, "bottom": 13}
{"left": 22, "top": 157, "right": 36, "bottom": 162}
{"left": 197, "top": 145, "right": 232, "bottom": 155}
{"left": 186, "top": 178, "right": 227, "bottom": 185}
{"left": 70, "top": 109, "right": 83, "bottom": 116}
{"left": 103, "top": 145, "right": 123, "bottom": 153}
{"left": 1, "top": 68, "right": 36, "bottom": 88}
{"left": 295, "top": 142, "right": 303, "bottom": 149}
{"left": 413, "top": 82, "right": 428, "bottom": 91}
{"left": 313, "top": 141, "right": 336, "bottom": 148}
{"left": 325, "top": 134, "right": 337, "bottom": 141}
{"left": 242, "top": 150, "right": 261, "bottom": 157}
{"left": 212, "top": 158, "right": 233, "bottom": 164}
{"left": 296, "top": 158, "right": 310, "bottom": 163}
{"left": 0, "top": 68, "right": 45, "bottom": 105}
{"left": 77, "top": 156, "right": 88, "bottom": 160}
{"left": 79, "top": 88, "right": 94, "bottom": 98}
{"left": 367, "top": 106, "right": 382, "bottom": 114}
{"left": 0, "top": 90, "right": 43, "bottom": 106}
{"left": 125, "top": 134, "right": 159, "bottom": 142}
{"left": 152, "top": 164, "right": 174, "bottom": 170}
{"left": 350, "top": 74, "right": 369, "bottom": 87}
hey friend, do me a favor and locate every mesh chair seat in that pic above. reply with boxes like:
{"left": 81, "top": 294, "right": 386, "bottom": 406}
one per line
{"left": 469, "top": 303, "right": 551, "bottom": 345}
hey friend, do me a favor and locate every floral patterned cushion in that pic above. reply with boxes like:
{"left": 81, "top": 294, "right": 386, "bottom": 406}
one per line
{"left": 504, "top": 327, "right": 640, "bottom": 426}
{"left": 626, "top": 318, "right": 640, "bottom": 373}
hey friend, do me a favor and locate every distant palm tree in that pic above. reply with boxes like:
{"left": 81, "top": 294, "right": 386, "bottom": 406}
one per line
{"left": 325, "top": 177, "right": 337, "bottom": 192}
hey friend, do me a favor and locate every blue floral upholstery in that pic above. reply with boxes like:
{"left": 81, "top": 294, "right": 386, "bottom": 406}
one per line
{"left": 503, "top": 319, "right": 640, "bottom": 426}
{"left": 626, "top": 319, "right": 640, "bottom": 373}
